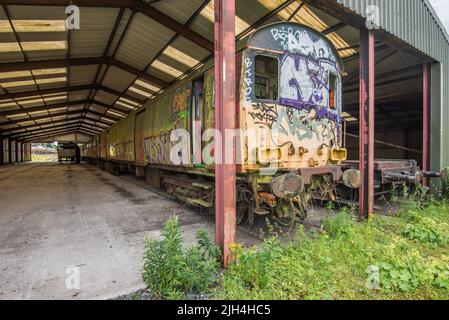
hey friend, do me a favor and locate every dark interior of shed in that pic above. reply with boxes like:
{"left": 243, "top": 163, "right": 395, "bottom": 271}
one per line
{"left": 341, "top": 42, "right": 425, "bottom": 168}
{"left": 298, "top": 3, "right": 427, "bottom": 169}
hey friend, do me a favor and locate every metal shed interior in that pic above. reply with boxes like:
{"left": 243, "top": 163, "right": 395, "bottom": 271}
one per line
{"left": 0, "top": 0, "right": 445, "bottom": 172}
{"left": 1, "top": 0, "right": 449, "bottom": 299}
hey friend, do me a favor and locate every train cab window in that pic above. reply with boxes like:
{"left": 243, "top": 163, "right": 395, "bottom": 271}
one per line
{"left": 328, "top": 72, "right": 337, "bottom": 109}
{"left": 255, "top": 55, "right": 278, "bottom": 101}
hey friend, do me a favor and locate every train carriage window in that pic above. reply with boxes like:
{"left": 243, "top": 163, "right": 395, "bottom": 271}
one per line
{"left": 255, "top": 55, "right": 278, "bottom": 101}
{"left": 328, "top": 72, "right": 337, "bottom": 109}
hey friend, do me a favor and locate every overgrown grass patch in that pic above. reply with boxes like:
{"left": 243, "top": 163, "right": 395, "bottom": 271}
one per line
{"left": 215, "top": 200, "right": 449, "bottom": 300}
{"left": 141, "top": 200, "right": 449, "bottom": 300}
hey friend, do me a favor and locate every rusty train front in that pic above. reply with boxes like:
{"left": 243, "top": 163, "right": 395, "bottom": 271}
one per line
{"left": 81, "top": 22, "right": 363, "bottom": 224}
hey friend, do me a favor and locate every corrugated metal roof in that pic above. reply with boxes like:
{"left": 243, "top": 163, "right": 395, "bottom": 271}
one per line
{"left": 69, "top": 65, "right": 97, "bottom": 86}
{"left": 100, "top": 65, "right": 135, "bottom": 93}
{"left": 70, "top": 7, "right": 119, "bottom": 58}
{"left": 114, "top": 12, "right": 175, "bottom": 70}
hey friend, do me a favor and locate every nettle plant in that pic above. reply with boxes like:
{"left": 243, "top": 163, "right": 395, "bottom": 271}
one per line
{"left": 142, "top": 216, "right": 221, "bottom": 299}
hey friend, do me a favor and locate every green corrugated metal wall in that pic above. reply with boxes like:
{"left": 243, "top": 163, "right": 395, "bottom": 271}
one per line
{"left": 336, "top": 0, "right": 449, "bottom": 171}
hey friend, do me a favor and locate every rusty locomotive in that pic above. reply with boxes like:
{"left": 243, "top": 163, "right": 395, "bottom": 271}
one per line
{"left": 81, "top": 22, "right": 433, "bottom": 225}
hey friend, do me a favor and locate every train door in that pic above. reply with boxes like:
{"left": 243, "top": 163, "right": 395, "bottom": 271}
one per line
{"left": 191, "top": 77, "right": 204, "bottom": 165}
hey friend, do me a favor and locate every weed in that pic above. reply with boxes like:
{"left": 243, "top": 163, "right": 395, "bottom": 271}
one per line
{"left": 403, "top": 223, "right": 443, "bottom": 245}
{"left": 442, "top": 168, "right": 449, "bottom": 200}
{"left": 142, "top": 216, "right": 221, "bottom": 299}
{"left": 216, "top": 200, "right": 449, "bottom": 300}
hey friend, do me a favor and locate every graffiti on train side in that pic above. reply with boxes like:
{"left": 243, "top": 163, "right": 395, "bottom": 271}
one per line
{"left": 270, "top": 26, "right": 338, "bottom": 62}
{"left": 171, "top": 84, "right": 191, "bottom": 128}
{"left": 248, "top": 102, "right": 336, "bottom": 142}
{"left": 278, "top": 53, "right": 340, "bottom": 119}
{"left": 144, "top": 133, "right": 171, "bottom": 164}
{"left": 204, "top": 70, "right": 213, "bottom": 109}
{"left": 248, "top": 102, "right": 282, "bottom": 129}
{"left": 243, "top": 57, "right": 253, "bottom": 103}
{"left": 267, "top": 25, "right": 342, "bottom": 124}
{"left": 203, "top": 69, "right": 215, "bottom": 129}
{"left": 145, "top": 84, "right": 192, "bottom": 165}
{"left": 144, "top": 121, "right": 187, "bottom": 165}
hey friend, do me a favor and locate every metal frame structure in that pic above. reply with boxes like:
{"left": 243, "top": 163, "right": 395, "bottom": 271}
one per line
{"left": 422, "top": 63, "right": 431, "bottom": 187}
{"left": 214, "top": 0, "right": 236, "bottom": 265}
{"left": 1, "top": 0, "right": 447, "bottom": 261}
{"left": 358, "top": 28, "right": 375, "bottom": 219}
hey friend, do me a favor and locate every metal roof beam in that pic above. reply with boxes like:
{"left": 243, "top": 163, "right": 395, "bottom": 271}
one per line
{"left": 79, "top": 126, "right": 103, "bottom": 135}
{"left": 0, "top": 100, "right": 131, "bottom": 120}
{"left": 2, "top": 109, "right": 109, "bottom": 126}
{"left": 20, "top": 129, "right": 87, "bottom": 142}
{"left": 0, "top": 87, "right": 141, "bottom": 109}
{"left": 12, "top": 123, "right": 102, "bottom": 140}
{"left": 0, "top": 99, "right": 125, "bottom": 118}
{"left": 2, "top": 117, "right": 87, "bottom": 133}
{"left": 0, "top": 100, "right": 89, "bottom": 117}
{"left": 0, "top": 85, "right": 91, "bottom": 101}
{"left": 322, "top": 22, "right": 346, "bottom": 35}
{"left": 3, "top": 118, "right": 105, "bottom": 138}
{"left": 21, "top": 127, "right": 98, "bottom": 142}
{"left": 6, "top": 123, "right": 82, "bottom": 139}
{"left": 0, "top": 57, "right": 169, "bottom": 88}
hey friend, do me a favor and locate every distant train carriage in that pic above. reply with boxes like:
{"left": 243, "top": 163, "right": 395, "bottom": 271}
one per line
{"left": 82, "top": 22, "right": 427, "bottom": 225}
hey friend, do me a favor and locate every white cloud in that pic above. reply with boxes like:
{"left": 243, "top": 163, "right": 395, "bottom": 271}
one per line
{"left": 429, "top": 0, "right": 449, "bottom": 33}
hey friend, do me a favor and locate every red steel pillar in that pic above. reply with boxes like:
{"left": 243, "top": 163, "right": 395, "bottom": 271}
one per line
{"left": 422, "top": 63, "right": 431, "bottom": 186}
{"left": 359, "top": 29, "right": 375, "bottom": 219}
{"left": 214, "top": 0, "right": 236, "bottom": 266}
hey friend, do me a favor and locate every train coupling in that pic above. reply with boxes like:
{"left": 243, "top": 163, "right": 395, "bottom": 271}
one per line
{"left": 422, "top": 170, "right": 443, "bottom": 179}
{"left": 384, "top": 171, "right": 424, "bottom": 185}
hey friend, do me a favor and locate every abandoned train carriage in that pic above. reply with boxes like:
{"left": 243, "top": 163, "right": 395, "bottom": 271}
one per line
{"left": 81, "top": 22, "right": 363, "bottom": 223}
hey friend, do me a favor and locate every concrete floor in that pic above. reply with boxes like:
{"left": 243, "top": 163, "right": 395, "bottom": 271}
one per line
{"left": 0, "top": 162, "right": 258, "bottom": 300}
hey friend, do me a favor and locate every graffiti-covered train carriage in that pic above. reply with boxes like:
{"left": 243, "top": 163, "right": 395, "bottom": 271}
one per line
{"left": 81, "top": 22, "right": 429, "bottom": 224}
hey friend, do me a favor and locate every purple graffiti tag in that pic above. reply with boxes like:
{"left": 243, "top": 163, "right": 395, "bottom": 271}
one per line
{"left": 279, "top": 51, "right": 341, "bottom": 127}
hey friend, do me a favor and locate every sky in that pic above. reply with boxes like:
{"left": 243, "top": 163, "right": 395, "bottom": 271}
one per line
{"left": 429, "top": 0, "right": 449, "bottom": 33}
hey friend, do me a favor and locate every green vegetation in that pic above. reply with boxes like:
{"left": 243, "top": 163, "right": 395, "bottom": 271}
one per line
{"left": 142, "top": 216, "right": 221, "bottom": 299}
{"left": 442, "top": 168, "right": 449, "bottom": 201}
{"left": 32, "top": 154, "right": 57, "bottom": 162}
{"left": 141, "top": 196, "right": 449, "bottom": 300}
{"left": 215, "top": 200, "right": 449, "bottom": 300}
